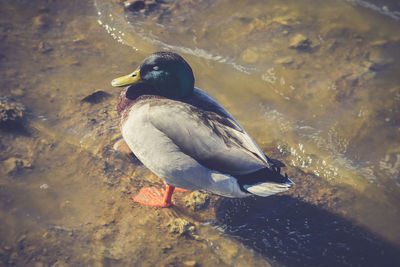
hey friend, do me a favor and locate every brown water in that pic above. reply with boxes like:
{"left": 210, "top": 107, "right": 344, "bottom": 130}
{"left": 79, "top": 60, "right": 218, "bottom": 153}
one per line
{"left": 1, "top": 0, "right": 400, "bottom": 266}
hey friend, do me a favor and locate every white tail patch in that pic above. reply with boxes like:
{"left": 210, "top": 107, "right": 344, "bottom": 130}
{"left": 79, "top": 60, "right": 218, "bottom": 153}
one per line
{"left": 244, "top": 178, "right": 294, "bottom": 197}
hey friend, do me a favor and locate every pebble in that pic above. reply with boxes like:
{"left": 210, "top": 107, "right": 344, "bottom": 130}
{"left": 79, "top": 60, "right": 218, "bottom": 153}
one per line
{"left": 368, "top": 60, "right": 388, "bottom": 72}
{"left": 42, "top": 232, "right": 49, "bottom": 239}
{"left": 166, "top": 218, "right": 198, "bottom": 238}
{"left": 1, "top": 157, "right": 32, "bottom": 174}
{"left": 37, "top": 41, "right": 53, "bottom": 54}
{"left": 370, "top": 40, "right": 388, "bottom": 46}
{"left": 32, "top": 14, "right": 50, "bottom": 31}
{"left": 183, "top": 260, "right": 198, "bottom": 267}
{"left": 40, "top": 184, "right": 49, "bottom": 190}
{"left": 124, "top": 0, "right": 145, "bottom": 11}
{"left": 17, "top": 235, "right": 27, "bottom": 244}
{"left": 274, "top": 56, "right": 294, "bottom": 66}
{"left": 289, "top": 34, "right": 311, "bottom": 50}
{"left": 0, "top": 96, "right": 25, "bottom": 124}
{"left": 161, "top": 244, "right": 172, "bottom": 254}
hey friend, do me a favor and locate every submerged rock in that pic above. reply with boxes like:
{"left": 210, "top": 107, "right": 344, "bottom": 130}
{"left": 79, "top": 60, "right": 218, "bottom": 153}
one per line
{"left": 289, "top": 34, "right": 311, "bottom": 50}
{"left": 166, "top": 218, "right": 198, "bottom": 238}
{"left": 0, "top": 96, "right": 25, "bottom": 126}
{"left": 274, "top": 56, "right": 294, "bottom": 66}
{"left": 183, "top": 260, "right": 198, "bottom": 267}
{"left": 369, "top": 39, "right": 388, "bottom": 47}
{"left": 40, "top": 184, "right": 49, "bottom": 190}
{"left": 367, "top": 60, "right": 389, "bottom": 72}
{"left": 123, "top": 0, "right": 158, "bottom": 13}
{"left": 124, "top": 0, "right": 145, "bottom": 11}
{"left": 1, "top": 157, "right": 32, "bottom": 175}
{"left": 37, "top": 41, "right": 53, "bottom": 54}
{"left": 32, "top": 14, "right": 50, "bottom": 32}
{"left": 81, "top": 90, "right": 111, "bottom": 104}
{"left": 184, "top": 191, "right": 210, "bottom": 211}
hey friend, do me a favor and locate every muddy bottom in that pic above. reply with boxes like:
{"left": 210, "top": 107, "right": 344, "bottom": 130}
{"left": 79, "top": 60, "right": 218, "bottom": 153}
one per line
{"left": 0, "top": 0, "right": 400, "bottom": 266}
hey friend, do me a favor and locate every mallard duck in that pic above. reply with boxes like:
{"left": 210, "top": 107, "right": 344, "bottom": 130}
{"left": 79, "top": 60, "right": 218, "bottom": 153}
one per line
{"left": 111, "top": 51, "right": 294, "bottom": 207}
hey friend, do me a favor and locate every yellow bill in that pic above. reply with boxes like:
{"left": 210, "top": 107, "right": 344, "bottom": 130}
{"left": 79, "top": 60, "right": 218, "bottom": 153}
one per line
{"left": 111, "top": 69, "right": 141, "bottom": 87}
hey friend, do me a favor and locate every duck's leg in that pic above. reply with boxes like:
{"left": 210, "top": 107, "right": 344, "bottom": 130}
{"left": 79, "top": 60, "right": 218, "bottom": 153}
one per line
{"left": 174, "top": 187, "right": 189, "bottom": 192}
{"left": 132, "top": 185, "right": 175, "bottom": 207}
{"left": 161, "top": 180, "right": 189, "bottom": 192}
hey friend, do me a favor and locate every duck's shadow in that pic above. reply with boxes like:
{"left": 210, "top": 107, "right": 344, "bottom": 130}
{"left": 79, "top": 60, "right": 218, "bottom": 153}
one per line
{"left": 214, "top": 196, "right": 400, "bottom": 267}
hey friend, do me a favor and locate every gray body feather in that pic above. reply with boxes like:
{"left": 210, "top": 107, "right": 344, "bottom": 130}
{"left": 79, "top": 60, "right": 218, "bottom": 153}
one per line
{"left": 122, "top": 88, "right": 293, "bottom": 197}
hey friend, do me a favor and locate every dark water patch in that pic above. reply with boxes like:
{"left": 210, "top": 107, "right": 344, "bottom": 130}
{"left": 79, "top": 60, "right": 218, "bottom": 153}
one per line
{"left": 0, "top": 123, "right": 31, "bottom": 137}
{"left": 216, "top": 196, "right": 400, "bottom": 266}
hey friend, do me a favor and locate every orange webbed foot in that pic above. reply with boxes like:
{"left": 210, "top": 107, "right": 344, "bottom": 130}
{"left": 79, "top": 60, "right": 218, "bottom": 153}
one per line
{"left": 132, "top": 185, "right": 175, "bottom": 208}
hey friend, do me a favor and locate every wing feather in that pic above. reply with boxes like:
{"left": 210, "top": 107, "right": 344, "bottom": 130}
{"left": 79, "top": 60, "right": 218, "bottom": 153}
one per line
{"left": 148, "top": 99, "right": 268, "bottom": 175}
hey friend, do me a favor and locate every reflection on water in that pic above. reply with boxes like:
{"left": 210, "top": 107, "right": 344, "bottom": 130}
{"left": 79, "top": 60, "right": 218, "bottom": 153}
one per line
{"left": 0, "top": 0, "right": 399, "bottom": 266}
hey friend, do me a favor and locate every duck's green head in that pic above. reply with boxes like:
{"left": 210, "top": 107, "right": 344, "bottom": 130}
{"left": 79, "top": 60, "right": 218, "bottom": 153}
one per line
{"left": 111, "top": 51, "right": 195, "bottom": 98}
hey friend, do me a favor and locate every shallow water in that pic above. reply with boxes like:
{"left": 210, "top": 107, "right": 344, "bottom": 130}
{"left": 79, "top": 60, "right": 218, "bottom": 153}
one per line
{"left": 1, "top": 0, "right": 400, "bottom": 266}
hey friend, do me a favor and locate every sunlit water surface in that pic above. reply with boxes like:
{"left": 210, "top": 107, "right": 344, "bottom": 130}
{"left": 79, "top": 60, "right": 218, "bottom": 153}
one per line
{"left": 1, "top": 0, "right": 400, "bottom": 266}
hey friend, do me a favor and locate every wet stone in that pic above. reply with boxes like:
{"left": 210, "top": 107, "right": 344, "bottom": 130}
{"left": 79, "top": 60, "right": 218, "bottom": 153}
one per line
{"left": 274, "top": 56, "right": 294, "bottom": 66}
{"left": 17, "top": 234, "right": 27, "bottom": 244}
{"left": 184, "top": 191, "right": 210, "bottom": 211}
{"left": 368, "top": 60, "right": 389, "bottom": 72}
{"left": 40, "top": 184, "right": 49, "bottom": 190}
{"left": 42, "top": 232, "right": 49, "bottom": 239}
{"left": 0, "top": 96, "right": 25, "bottom": 126}
{"left": 166, "top": 218, "right": 198, "bottom": 238}
{"left": 289, "top": 34, "right": 311, "bottom": 50}
{"left": 124, "top": 0, "right": 145, "bottom": 11}
{"left": 183, "top": 260, "right": 198, "bottom": 267}
{"left": 32, "top": 14, "right": 50, "bottom": 31}
{"left": 123, "top": 0, "right": 160, "bottom": 14}
{"left": 161, "top": 244, "right": 172, "bottom": 254}
{"left": 37, "top": 41, "right": 53, "bottom": 54}
{"left": 370, "top": 40, "right": 388, "bottom": 47}
{"left": 1, "top": 157, "right": 32, "bottom": 175}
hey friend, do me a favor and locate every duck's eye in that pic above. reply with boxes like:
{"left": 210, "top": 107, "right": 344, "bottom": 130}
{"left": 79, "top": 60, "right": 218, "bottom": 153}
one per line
{"left": 153, "top": 66, "right": 159, "bottom": 71}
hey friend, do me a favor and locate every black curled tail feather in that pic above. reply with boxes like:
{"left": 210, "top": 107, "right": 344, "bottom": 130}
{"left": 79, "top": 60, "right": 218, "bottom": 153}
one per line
{"left": 234, "top": 166, "right": 289, "bottom": 192}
